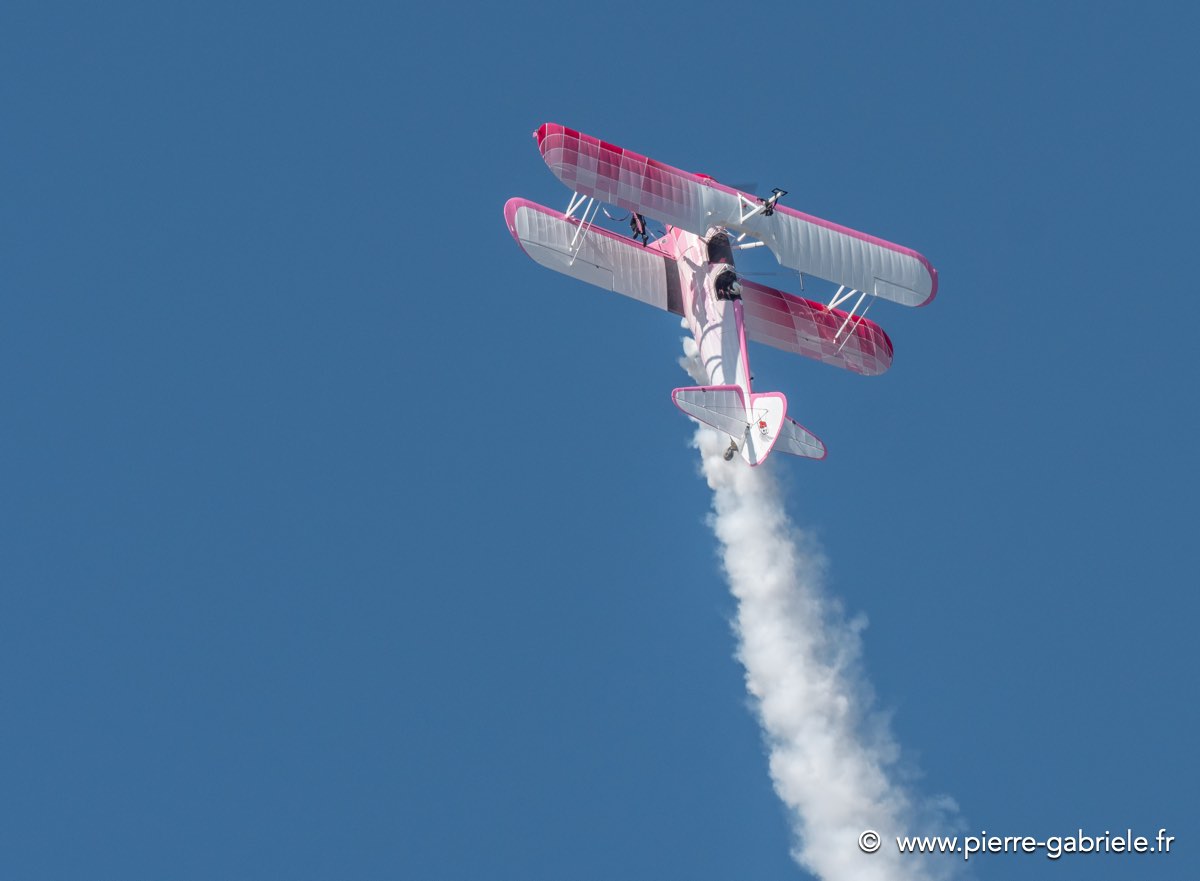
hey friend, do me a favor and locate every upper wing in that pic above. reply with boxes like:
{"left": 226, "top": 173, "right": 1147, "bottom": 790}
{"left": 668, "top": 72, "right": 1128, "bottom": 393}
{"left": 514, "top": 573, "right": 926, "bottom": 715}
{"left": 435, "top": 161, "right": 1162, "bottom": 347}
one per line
{"left": 536, "top": 122, "right": 938, "bottom": 307}
{"left": 740, "top": 279, "right": 893, "bottom": 376}
{"left": 504, "top": 197, "right": 683, "bottom": 315}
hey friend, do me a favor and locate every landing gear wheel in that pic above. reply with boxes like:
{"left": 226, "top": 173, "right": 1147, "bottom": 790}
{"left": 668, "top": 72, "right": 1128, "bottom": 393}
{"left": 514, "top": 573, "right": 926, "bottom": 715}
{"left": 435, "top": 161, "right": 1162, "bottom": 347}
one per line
{"left": 723, "top": 441, "right": 738, "bottom": 462}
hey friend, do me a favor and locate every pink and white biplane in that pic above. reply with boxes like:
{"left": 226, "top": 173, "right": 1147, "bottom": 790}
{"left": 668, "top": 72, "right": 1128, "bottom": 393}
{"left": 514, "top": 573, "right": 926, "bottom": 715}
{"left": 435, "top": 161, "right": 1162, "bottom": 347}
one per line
{"left": 504, "top": 123, "right": 938, "bottom": 465}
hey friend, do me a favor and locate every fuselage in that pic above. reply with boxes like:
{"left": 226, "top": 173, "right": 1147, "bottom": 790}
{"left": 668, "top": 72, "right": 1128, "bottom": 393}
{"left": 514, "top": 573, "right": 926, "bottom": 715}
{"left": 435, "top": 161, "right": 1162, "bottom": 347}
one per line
{"left": 655, "top": 226, "right": 753, "bottom": 402}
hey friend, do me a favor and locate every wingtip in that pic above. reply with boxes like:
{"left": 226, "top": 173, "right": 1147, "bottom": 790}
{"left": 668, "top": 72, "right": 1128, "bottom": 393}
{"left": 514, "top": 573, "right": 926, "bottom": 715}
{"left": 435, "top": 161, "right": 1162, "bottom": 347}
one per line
{"left": 502, "top": 197, "right": 530, "bottom": 253}
{"left": 915, "top": 259, "right": 939, "bottom": 307}
{"left": 533, "top": 122, "right": 557, "bottom": 152}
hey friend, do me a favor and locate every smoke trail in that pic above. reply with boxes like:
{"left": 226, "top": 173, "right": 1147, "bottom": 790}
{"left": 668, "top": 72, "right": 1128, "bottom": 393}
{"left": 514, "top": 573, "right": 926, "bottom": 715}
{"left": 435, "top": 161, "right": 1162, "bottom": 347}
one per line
{"left": 680, "top": 335, "right": 956, "bottom": 881}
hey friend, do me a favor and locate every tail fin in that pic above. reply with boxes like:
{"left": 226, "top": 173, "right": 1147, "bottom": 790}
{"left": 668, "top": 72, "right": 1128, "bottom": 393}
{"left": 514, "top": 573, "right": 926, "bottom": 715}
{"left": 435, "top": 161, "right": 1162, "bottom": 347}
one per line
{"left": 671, "top": 386, "right": 789, "bottom": 466}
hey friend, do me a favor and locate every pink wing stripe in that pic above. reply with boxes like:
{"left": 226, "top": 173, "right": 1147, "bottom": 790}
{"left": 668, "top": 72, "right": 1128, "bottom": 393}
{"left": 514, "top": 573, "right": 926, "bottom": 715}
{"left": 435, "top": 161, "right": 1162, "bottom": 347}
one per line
{"left": 739, "top": 279, "right": 894, "bottom": 377}
{"left": 537, "top": 123, "right": 714, "bottom": 236}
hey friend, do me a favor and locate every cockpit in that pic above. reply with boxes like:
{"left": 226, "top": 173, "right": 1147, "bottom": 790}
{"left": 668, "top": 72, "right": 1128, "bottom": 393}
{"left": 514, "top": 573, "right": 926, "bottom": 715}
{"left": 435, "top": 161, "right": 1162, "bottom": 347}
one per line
{"left": 714, "top": 267, "right": 742, "bottom": 301}
{"left": 705, "top": 231, "right": 735, "bottom": 265}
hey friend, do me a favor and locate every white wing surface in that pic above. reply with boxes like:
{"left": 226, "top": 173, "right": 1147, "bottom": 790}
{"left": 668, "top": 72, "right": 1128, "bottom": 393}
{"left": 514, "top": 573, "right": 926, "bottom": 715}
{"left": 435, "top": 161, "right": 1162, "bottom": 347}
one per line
{"left": 504, "top": 198, "right": 683, "bottom": 315}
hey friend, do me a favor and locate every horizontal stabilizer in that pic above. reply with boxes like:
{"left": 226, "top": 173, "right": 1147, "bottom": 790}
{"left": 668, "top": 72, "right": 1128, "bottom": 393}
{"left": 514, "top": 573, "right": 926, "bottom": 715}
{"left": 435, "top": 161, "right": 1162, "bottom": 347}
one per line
{"left": 774, "top": 418, "right": 827, "bottom": 460}
{"left": 672, "top": 385, "right": 749, "bottom": 439}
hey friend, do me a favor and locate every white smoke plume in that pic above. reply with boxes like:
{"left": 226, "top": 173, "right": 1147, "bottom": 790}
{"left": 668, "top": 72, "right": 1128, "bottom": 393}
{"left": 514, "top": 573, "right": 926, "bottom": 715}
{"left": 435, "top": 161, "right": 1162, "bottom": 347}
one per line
{"left": 680, "top": 334, "right": 957, "bottom": 881}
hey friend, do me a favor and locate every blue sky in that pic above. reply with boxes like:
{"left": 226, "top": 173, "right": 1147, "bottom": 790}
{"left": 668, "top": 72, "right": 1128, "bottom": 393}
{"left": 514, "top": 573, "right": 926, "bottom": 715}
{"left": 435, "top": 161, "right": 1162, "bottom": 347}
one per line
{"left": 2, "top": 3, "right": 1196, "bottom": 880}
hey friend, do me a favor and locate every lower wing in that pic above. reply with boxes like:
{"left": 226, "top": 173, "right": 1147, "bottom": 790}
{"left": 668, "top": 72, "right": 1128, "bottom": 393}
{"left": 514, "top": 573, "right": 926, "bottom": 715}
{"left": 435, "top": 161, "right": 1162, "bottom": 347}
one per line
{"left": 504, "top": 198, "right": 682, "bottom": 316}
{"left": 740, "top": 280, "right": 894, "bottom": 377}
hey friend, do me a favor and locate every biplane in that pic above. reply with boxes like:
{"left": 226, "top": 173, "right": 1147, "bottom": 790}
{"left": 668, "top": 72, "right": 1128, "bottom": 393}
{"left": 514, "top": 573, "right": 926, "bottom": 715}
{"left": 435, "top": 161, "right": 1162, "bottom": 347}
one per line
{"left": 504, "top": 123, "right": 938, "bottom": 465}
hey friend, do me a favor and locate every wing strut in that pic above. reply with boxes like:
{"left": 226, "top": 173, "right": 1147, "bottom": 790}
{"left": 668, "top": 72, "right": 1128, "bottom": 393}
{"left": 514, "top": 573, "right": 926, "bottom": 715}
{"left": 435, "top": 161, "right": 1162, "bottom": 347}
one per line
{"left": 836, "top": 294, "right": 877, "bottom": 352}
{"left": 735, "top": 189, "right": 788, "bottom": 240}
{"left": 825, "top": 285, "right": 878, "bottom": 349}
{"left": 564, "top": 191, "right": 601, "bottom": 266}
